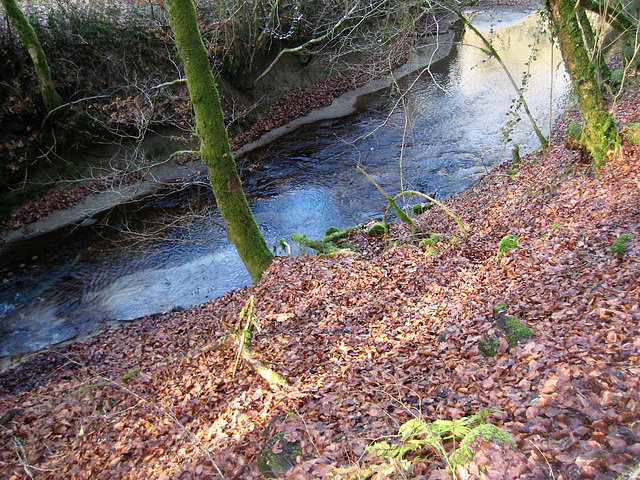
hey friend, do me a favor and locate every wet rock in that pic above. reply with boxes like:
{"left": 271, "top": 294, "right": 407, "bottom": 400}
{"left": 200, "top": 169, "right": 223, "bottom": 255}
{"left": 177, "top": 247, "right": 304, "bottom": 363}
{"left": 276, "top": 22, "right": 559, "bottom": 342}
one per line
{"left": 438, "top": 324, "right": 460, "bottom": 342}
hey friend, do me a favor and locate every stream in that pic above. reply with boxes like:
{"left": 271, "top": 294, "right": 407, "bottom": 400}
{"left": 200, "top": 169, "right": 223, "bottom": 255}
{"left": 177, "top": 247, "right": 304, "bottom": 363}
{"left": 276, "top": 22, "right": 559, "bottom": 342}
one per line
{"left": 0, "top": 6, "right": 573, "bottom": 359}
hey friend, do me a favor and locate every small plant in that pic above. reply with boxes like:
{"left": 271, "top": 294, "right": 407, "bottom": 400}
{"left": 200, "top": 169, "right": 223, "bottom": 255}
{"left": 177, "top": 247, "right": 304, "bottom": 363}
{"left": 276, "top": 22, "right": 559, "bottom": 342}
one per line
{"left": 610, "top": 234, "right": 633, "bottom": 255}
{"left": 419, "top": 233, "right": 440, "bottom": 247}
{"left": 551, "top": 223, "right": 562, "bottom": 231}
{"left": 68, "top": 380, "right": 109, "bottom": 397}
{"left": 356, "top": 166, "right": 468, "bottom": 238}
{"left": 497, "top": 234, "right": 518, "bottom": 263}
{"left": 368, "top": 409, "right": 514, "bottom": 475}
{"left": 122, "top": 369, "right": 139, "bottom": 383}
{"left": 278, "top": 238, "right": 291, "bottom": 256}
{"left": 614, "top": 460, "right": 640, "bottom": 480}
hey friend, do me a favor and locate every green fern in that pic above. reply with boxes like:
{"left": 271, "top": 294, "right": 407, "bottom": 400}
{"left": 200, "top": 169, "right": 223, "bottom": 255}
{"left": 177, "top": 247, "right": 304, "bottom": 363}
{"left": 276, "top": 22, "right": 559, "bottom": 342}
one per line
{"left": 368, "top": 409, "right": 507, "bottom": 474}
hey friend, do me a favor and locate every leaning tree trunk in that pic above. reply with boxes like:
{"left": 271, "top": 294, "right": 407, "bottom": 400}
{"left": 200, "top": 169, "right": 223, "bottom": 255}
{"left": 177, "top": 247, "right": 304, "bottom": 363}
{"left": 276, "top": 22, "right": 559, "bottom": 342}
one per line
{"left": 165, "top": 0, "right": 273, "bottom": 283}
{"left": 1, "top": 0, "right": 62, "bottom": 111}
{"left": 547, "top": 0, "right": 619, "bottom": 167}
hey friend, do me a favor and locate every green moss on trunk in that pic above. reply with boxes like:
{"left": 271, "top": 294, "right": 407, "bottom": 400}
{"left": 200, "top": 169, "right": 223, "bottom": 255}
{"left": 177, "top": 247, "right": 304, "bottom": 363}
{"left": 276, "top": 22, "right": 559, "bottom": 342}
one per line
{"left": 166, "top": 0, "right": 273, "bottom": 283}
{"left": 547, "top": 0, "right": 619, "bottom": 167}
{"left": 1, "top": 0, "right": 62, "bottom": 111}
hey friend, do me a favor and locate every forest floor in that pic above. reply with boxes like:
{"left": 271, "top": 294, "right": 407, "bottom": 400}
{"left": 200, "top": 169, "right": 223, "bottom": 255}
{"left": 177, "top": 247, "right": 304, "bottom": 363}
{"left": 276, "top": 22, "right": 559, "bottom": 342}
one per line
{"left": 0, "top": 79, "right": 639, "bottom": 479}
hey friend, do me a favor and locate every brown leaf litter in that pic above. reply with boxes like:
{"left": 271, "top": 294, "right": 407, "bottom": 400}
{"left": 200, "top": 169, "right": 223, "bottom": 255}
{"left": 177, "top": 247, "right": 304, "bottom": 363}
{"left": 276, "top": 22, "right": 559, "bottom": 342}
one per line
{"left": 0, "top": 89, "right": 639, "bottom": 479}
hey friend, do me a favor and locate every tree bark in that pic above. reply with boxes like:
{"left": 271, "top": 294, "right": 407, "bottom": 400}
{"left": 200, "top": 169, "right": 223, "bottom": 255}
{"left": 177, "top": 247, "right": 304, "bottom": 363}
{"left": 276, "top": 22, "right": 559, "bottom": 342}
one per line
{"left": 165, "top": 0, "right": 273, "bottom": 283}
{"left": 547, "top": 0, "right": 619, "bottom": 166}
{"left": 1, "top": 0, "right": 62, "bottom": 111}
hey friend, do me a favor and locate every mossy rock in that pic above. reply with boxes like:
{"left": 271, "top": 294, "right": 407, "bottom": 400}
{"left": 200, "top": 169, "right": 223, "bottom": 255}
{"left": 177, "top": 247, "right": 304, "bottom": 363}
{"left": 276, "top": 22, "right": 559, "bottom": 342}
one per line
{"left": 256, "top": 432, "right": 302, "bottom": 478}
{"left": 367, "top": 221, "right": 387, "bottom": 237}
{"left": 480, "top": 303, "right": 534, "bottom": 357}
{"left": 322, "top": 225, "right": 359, "bottom": 243}
{"left": 335, "top": 240, "right": 354, "bottom": 251}
{"left": 478, "top": 334, "right": 498, "bottom": 357}
{"left": 624, "top": 123, "right": 640, "bottom": 146}
{"left": 500, "top": 315, "right": 534, "bottom": 347}
{"left": 449, "top": 424, "right": 516, "bottom": 468}
{"left": 412, "top": 203, "right": 433, "bottom": 215}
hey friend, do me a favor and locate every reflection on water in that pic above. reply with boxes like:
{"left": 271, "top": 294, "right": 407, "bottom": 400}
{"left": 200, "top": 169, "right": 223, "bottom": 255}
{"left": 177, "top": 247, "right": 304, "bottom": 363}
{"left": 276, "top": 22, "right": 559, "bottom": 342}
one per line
{"left": 0, "top": 7, "right": 573, "bottom": 356}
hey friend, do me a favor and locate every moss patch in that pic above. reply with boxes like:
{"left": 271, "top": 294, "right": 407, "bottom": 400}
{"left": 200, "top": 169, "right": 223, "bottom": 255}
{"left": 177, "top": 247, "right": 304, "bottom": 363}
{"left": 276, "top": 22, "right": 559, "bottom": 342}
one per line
{"left": 480, "top": 303, "right": 534, "bottom": 357}
{"left": 625, "top": 123, "right": 640, "bottom": 146}
{"left": 610, "top": 233, "right": 633, "bottom": 255}
{"left": 367, "top": 222, "right": 387, "bottom": 237}
{"left": 497, "top": 234, "right": 518, "bottom": 263}
{"left": 501, "top": 315, "right": 535, "bottom": 347}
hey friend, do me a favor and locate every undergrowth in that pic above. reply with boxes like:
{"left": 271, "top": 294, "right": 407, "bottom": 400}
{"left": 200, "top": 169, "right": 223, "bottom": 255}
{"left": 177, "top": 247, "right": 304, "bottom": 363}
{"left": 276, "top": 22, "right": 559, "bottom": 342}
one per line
{"left": 352, "top": 408, "right": 515, "bottom": 478}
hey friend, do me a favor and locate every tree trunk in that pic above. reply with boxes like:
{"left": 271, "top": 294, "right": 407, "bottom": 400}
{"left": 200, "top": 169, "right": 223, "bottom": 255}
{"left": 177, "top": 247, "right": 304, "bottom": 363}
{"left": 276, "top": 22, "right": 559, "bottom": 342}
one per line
{"left": 165, "top": 0, "right": 273, "bottom": 283}
{"left": 1, "top": 0, "right": 62, "bottom": 111}
{"left": 547, "top": 0, "right": 619, "bottom": 166}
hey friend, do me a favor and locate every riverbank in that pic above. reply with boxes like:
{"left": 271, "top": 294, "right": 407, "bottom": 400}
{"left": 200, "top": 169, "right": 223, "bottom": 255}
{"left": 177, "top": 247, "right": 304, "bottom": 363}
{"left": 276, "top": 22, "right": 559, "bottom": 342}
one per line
{"left": 0, "top": 23, "right": 459, "bottom": 246}
{"left": 0, "top": 82, "right": 639, "bottom": 479}
{"left": 0, "top": 0, "right": 545, "bottom": 245}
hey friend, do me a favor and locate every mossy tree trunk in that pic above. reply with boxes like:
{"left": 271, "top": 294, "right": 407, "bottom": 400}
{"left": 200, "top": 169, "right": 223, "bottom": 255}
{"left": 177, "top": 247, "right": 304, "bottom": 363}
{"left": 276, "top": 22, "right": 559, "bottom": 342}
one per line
{"left": 1, "top": 0, "right": 62, "bottom": 111}
{"left": 547, "top": 0, "right": 620, "bottom": 167}
{"left": 165, "top": 0, "right": 273, "bottom": 283}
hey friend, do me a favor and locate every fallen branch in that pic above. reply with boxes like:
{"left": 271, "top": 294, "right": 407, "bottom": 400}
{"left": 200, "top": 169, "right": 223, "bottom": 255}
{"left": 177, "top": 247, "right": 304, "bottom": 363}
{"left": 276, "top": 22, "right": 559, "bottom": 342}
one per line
{"left": 393, "top": 190, "right": 468, "bottom": 238}
{"left": 290, "top": 233, "right": 343, "bottom": 254}
{"left": 224, "top": 296, "right": 289, "bottom": 388}
{"left": 356, "top": 165, "right": 415, "bottom": 227}
{"left": 53, "top": 354, "right": 226, "bottom": 479}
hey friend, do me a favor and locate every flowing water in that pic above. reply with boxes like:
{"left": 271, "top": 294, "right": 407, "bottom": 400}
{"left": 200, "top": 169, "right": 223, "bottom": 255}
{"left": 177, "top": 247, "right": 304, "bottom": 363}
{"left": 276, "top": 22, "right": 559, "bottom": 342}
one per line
{"left": 0, "top": 7, "right": 573, "bottom": 358}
